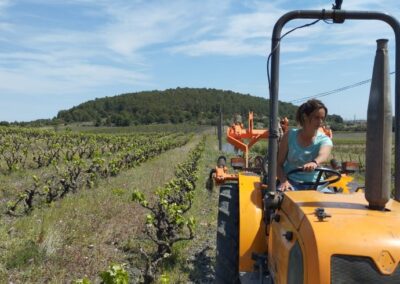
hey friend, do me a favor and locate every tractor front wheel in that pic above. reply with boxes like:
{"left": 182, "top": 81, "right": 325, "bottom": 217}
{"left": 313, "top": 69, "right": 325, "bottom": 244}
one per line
{"left": 215, "top": 183, "right": 240, "bottom": 283}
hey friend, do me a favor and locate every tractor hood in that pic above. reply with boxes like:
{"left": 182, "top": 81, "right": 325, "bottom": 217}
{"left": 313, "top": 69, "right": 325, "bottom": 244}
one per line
{"left": 281, "top": 191, "right": 400, "bottom": 278}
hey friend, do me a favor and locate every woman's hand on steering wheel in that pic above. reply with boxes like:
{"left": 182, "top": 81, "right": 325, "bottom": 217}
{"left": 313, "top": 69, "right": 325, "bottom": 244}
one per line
{"left": 303, "top": 161, "right": 318, "bottom": 172}
{"left": 279, "top": 180, "right": 294, "bottom": 192}
{"left": 286, "top": 167, "right": 341, "bottom": 189}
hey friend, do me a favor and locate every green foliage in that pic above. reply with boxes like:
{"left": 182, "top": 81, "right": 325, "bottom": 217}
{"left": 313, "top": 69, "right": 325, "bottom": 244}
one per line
{"left": 99, "top": 264, "right": 129, "bottom": 284}
{"left": 5, "top": 240, "right": 44, "bottom": 269}
{"left": 132, "top": 190, "right": 148, "bottom": 207}
{"left": 3, "top": 128, "right": 190, "bottom": 216}
{"left": 159, "top": 273, "right": 170, "bottom": 283}
{"left": 72, "top": 278, "right": 92, "bottom": 284}
{"left": 0, "top": 133, "right": 211, "bottom": 283}
{"left": 132, "top": 137, "right": 206, "bottom": 282}
{"left": 111, "top": 188, "right": 125, "bottom": 196}
{"left": 56, "top": 87, "right": 312, "bottom": 126}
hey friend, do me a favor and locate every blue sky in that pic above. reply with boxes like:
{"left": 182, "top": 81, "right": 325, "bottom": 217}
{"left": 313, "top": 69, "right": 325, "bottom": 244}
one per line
{"left": 0, "top": 0, "right": 398, "bottom": 122}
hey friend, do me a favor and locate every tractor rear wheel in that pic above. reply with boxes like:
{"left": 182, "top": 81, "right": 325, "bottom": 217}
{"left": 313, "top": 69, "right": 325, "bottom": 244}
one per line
{"left": 215, "top": 183, "right": 240, "bottom": 284}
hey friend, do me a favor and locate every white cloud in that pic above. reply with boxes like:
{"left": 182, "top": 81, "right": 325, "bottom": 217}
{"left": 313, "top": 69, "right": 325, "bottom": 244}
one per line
{"left": 0, "top": 61, "right": 149, "bottom": 95}
{"left": 98, "top": 0, "right": 232, "bottom": 56}
{"left": 0, "top": 0, "right": 398, "bottom": 121}
{"left": 168, "top": 3, "right": 285, "bottom": 57}
{"left": 165, "top": 0, "right": 398, "bottom": 59}
{"left": 170, "top": 39, "right": 260, "bottom": 57}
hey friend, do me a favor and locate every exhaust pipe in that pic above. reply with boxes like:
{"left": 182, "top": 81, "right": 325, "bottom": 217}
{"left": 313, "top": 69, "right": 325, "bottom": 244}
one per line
{"left": 365, "top": 39, "right": 393, "bottom": 210}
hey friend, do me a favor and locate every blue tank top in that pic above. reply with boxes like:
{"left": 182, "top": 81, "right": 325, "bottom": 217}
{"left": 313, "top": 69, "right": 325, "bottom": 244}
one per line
{"left": 283, "top": 129, "right": 333, "bottom": 183}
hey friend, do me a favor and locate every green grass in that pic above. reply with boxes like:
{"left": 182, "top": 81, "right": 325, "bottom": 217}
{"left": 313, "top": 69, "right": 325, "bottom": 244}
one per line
{"left": 52, "top": 123, "right": 210, "bottom": 134}
{"left": 332, "top": 132, "right": 366, "bottom": 145}
{"left": 5, "top": 240, "right": 44, "bottom": 269}
{"left": 155, "top": 134, "right": 221, "bottom": 283}
{"left": 0, "top": 134, "right": 204, "bottom": 283}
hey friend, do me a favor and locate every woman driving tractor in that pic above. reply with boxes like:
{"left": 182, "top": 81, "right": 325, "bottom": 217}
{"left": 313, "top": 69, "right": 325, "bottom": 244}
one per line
{"left": 277, "top": 99, "right": 333, "bottom": 191}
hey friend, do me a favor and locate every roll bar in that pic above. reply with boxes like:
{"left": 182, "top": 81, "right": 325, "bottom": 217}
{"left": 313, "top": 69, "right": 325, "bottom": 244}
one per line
{"left": 267, "top": 9, "right": 400, "bottom": 200}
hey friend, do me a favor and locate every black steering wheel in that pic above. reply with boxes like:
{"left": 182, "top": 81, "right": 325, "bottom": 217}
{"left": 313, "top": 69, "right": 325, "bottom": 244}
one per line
{"left": 287, "top": 167, "right": 341, "bottom": 190}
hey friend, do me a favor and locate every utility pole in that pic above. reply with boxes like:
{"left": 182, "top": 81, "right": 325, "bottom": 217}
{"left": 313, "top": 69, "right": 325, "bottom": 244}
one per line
{"left": 218, "top": 106, "right": 223, "bottom": 151}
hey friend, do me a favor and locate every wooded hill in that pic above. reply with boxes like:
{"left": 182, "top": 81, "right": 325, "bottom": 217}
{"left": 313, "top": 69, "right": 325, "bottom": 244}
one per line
{"left": 56, "top": 87, "right": 343, "bottom": 127}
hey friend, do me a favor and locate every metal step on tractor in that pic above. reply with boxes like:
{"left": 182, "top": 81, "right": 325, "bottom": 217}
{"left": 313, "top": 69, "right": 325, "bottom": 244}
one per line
{"left": 209, "top": 2, "right": 400, "bottom": 283}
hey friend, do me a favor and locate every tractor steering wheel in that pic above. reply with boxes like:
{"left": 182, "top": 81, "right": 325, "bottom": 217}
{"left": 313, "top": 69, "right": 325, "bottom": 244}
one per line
{"left": 287, "top": 167, "right": 341, "bottom": 190}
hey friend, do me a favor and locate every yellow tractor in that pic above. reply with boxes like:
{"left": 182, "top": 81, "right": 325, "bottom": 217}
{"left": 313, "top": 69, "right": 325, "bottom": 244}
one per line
{"left": 213, "top": 3, "right": 400, "bottom": 284}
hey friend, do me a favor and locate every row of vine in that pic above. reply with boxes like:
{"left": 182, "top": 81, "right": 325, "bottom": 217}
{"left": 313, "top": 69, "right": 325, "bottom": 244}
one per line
{"left": 5, "top": 130, "right": 191, "bottom": 216}
{"left": 132, "top": 136, "right": 206, "bottom": 283}
{"left": 0, "top": 126, "right": 172, "bottom": 172}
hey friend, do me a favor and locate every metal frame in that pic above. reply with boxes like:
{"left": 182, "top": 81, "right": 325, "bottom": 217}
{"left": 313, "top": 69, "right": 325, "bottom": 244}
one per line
{"left": 267, "top": 9, "right": 400, "bottom": 200}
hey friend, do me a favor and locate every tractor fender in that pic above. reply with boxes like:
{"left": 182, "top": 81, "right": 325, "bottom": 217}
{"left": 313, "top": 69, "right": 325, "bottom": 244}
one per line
{"left": 238, "top": 172, "right": 268, "bottom": 272}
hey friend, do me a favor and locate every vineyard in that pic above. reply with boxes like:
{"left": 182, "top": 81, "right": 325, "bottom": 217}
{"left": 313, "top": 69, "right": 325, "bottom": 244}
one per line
{"left": 0, "top": 126, "right": 221, "bottom": 283}
{"left": 0, "top": 126, "right": 372, "bottom": 283}
{"left": 0, "top": 127, "right": 191, "bottom": 216}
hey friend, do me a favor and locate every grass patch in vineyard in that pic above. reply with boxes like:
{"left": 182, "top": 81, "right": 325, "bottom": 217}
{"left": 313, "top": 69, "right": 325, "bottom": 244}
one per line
{"left": 132, "top": 137, "right": 206, "bottom": 282}
{"left": 128, "top": 135, "right": 221, "bottom": 283}
{"left": 0, "top": 132, "right": 204, "bottom": 283}
{"left": 54, "top": 123, "right": 210, "bottom": 134}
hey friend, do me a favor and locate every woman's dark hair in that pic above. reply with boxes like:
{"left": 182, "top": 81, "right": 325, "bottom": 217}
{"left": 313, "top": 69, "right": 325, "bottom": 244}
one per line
{"left": 296, "top": 99, "right": 328, "bottom": 126}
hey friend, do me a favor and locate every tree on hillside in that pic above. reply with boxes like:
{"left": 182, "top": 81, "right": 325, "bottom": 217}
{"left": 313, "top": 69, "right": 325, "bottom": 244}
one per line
{"left": 55, "top": 87, "right": 340, "bottom": 127}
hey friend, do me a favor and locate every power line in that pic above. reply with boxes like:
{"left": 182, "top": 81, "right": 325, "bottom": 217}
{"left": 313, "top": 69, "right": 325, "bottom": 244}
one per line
{"left": 289, "top": 71, "right": 396, "bottom": 104}
{"left": 267, "top": 19, "right": 322, "bottom": 93}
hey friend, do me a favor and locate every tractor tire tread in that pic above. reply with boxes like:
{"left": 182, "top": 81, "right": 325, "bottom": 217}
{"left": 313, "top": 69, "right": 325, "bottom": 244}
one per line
{"left": 215, "top": 183, "right": 240, "bottom": 284}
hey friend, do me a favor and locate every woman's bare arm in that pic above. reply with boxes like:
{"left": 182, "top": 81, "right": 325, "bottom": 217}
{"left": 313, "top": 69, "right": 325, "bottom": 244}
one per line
{"left": 277, "top": 132, "right": 293, "bottom": 190}
{"left": 303, "top": 145, "right": 332, "bottom": 171}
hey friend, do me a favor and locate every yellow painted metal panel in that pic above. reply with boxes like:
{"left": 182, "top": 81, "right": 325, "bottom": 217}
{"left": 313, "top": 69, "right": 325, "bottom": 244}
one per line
{"left": 283, "top": 191, "right": 400, "bottom": 283}
{"left": 268, "top": 210, "right": 299, "bottom": 284}
{"left": 238, "top": 172, "right": 268, "bottom": 271}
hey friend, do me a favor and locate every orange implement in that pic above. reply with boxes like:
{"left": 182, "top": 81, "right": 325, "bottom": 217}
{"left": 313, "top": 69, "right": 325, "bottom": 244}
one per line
{"left": 226, "top": 112, "right": 269, "bottom": 167}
